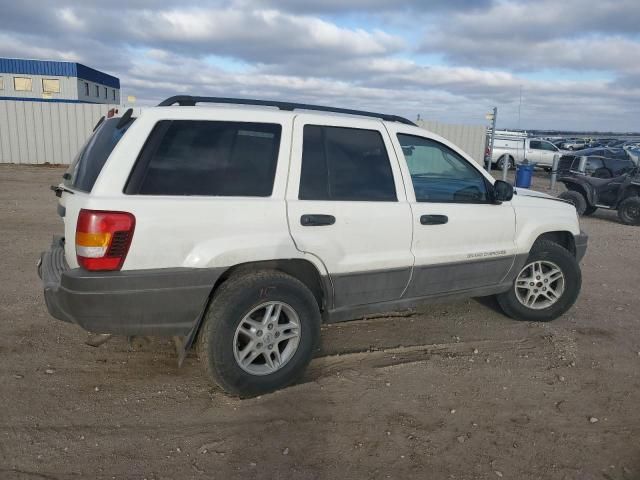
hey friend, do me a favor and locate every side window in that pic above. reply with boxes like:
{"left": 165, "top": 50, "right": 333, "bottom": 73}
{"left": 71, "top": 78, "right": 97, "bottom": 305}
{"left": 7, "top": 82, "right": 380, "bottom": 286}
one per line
{"left": 299, "top": 125, "right": 397, "bottom": 201}
{"left": 397, "top": 134, "right": 488, "bottom": 203}
{"left": 542, "top": 142, "right": 557, "bottom": 151}
{"left": 529, "top": 140, "right": 542, "bottom": 149}
{"left": 585, "top": 157, "right": 604, "bottom": 171}
{"left": 126, "top": 121, "right": 282, "bottom": 196}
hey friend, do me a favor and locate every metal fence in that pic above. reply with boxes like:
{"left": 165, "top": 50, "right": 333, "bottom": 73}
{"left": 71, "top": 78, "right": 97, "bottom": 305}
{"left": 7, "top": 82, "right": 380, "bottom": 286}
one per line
{"left": 0, "top": 100, "right": 488, "bottom": 165}
{"left": 416, "top": 119, "right": 487, "bottom": 164}
{"left": 0, "top": 100, "right": 140, "bottom": 165}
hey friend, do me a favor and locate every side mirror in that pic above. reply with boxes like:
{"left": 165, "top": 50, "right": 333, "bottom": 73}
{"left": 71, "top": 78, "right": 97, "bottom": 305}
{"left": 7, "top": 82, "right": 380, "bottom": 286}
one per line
{"left": 493, "top": 180, "right": 514, "bottom": 202}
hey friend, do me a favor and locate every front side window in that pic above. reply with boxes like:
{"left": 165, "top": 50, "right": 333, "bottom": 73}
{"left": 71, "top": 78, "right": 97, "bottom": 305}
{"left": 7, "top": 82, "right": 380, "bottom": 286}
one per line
{"left": 14, "top": 77, "right": 32, "bottom": 91}
{"left": 299, "top": 125, "right": 396, "bottom": 201}
{"left": 541, "top": 141, "right": 557, "bottom": 151}
{"left": 127, "top": 121, "right": 282, "bottom": 196}
{"left": 42, "top": 78, "right": 60, "bottom": 93}
{"left": 397, "top": 134, "right": 488, "bottom": 203}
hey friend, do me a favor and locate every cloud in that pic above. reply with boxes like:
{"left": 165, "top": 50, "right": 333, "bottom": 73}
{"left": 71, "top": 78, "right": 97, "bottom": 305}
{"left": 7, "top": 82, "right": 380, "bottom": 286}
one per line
{"left": 0, "top": 0, "right": 638, "bottom": 131}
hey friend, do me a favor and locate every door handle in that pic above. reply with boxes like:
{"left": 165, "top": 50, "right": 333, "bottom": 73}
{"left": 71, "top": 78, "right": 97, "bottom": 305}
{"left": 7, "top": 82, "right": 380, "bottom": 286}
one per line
{"left": 301, "top": 214, "right": 336, "bottom": 226}
{"left": 420, "top": 214, "right": 448, "bottom": 225}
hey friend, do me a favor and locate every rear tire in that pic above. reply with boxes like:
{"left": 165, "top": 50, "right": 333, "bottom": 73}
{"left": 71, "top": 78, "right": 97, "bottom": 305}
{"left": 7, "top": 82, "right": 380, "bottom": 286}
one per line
{"left": 559, "top": 190, "right": 587, "bottom": 215}
{"left": 497, "top": 155, "right": 514, "bottom": 171}
{"left": 617, "top": 196, "right": 640, "bottom": 225}
{"left": 198, "top": 270, "right": 321, "bottom": 397}
{"left": 496, "top": 240, "right": 581, "bottom": 322}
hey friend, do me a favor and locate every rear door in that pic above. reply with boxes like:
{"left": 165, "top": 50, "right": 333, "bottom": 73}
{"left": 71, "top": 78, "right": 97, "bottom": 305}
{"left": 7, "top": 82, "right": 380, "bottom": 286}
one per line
{"left": 286, "top": 115, "right": 413, "bottom": 309}
{"left": 526, "top": 140, "right": 543, "bottom": 163}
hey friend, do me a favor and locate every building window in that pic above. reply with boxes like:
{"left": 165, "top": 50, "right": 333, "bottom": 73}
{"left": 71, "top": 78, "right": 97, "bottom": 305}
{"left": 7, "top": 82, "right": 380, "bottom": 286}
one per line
{"left": 104, "top": 86, "right": 107, "bottom": 99}
{"left": 112, "top": 89, "right": 116, "bottom": 101}
{"left": 0, "top": 77, "right": 4, "bottom": 90}
{"left": 95, "top": 85, "right": 99, "bottom": 97}
{"left": 14, "top": 77, "right": 33, "bottom": 91}
{"left": 42, "top": 78, "right": 61, "bottom": 94}
{"left": 84, "top": 82, "right": 89, "bottom": 96}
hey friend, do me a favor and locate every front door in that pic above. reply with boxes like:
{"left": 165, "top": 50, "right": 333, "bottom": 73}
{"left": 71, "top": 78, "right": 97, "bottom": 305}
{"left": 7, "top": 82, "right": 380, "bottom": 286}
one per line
{"left": 389, "top": 127, "right": 517, "bottom": 298}
{"left": 286, "top": 114, "right": 414, "bottom": 309}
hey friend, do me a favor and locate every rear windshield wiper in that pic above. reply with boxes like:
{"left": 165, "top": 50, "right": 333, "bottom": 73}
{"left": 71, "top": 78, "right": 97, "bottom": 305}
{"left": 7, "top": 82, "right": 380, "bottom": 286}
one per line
{"left": 50, "top": 185, "right": 75, "bottom": 197}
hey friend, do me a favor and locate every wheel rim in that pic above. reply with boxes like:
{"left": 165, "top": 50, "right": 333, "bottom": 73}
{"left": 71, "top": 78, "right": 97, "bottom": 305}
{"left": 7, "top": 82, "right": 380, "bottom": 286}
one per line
{"left": 624, "top": 203, "right": 640, "bottom": 220}
{"left": 514, "top": 260, "right": 565, "bottom": 310}
{"left": 233, "top": 301, "right": 301, "bottom": 376}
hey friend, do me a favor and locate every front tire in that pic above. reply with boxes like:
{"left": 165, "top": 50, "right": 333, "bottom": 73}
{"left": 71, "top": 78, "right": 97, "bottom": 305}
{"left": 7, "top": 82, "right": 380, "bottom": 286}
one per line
{"left": 198, "top": 271, "right": 321, "bottom": 397}
{"left": 559, "top": 190, "right": 587, "bottom": 215}
{"left": 617, "top": 197, "right": 640, "bottom": 225}
{"left": 496, "top": 240, "right": 581, "bottom": 322}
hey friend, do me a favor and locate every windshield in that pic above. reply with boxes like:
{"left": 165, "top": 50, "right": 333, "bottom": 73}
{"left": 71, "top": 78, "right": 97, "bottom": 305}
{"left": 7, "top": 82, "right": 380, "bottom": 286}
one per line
{"left": 64, "top": 117, "right": 134, "bottom": 192}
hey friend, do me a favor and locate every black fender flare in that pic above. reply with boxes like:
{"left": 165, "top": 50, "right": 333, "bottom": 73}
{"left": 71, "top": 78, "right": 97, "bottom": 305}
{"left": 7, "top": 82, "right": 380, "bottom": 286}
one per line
{"left": 559, "top": 177, "right": 597, "bottom": 205}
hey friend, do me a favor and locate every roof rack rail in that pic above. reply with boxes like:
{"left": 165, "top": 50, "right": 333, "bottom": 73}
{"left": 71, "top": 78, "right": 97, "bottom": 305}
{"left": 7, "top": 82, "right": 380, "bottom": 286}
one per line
{"left": 157, "top": 95, "right": 417, "bottom": 126}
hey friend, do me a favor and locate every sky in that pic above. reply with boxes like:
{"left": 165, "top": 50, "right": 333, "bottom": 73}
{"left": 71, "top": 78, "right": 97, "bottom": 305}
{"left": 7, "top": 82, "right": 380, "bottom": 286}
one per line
{"left": 1, "top": 0, "right": 639, "bottom": 131}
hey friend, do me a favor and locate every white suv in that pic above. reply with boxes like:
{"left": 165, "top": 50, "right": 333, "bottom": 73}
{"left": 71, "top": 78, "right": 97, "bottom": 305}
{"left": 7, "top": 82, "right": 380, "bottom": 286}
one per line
{"left": 39, "top": 96, "right": 588, "bottom": 396}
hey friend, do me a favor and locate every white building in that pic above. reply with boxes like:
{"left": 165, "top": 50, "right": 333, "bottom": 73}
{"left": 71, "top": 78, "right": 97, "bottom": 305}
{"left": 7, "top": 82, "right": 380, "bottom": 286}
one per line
{"left": 0, "top": 58, "right": 120, "bottom": 104}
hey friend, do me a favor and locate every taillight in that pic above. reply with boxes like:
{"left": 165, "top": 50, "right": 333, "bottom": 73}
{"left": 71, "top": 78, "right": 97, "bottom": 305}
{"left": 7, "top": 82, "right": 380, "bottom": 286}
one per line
{"left": 76, "top": 209, "right": 135, "bottom": 271}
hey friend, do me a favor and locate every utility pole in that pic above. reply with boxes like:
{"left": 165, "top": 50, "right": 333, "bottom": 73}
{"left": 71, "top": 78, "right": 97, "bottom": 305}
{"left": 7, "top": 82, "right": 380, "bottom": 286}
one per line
{"left": 485, "top": 107, "right": 498, "bottom": 171}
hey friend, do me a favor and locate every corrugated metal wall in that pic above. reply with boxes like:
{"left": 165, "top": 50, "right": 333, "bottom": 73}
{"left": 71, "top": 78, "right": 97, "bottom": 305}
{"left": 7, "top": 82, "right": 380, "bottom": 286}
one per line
{"left": 0, "top": 100, "right": 488, "bottom": 165}
{"left": 416, "top": 120, "right": 487, "bottom": 164}
{"left": 0, "top": 101, "right": 140, "bottom": 164}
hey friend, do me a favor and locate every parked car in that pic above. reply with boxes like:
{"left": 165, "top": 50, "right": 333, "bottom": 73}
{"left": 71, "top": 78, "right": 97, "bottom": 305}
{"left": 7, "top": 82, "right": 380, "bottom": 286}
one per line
{"left": 39, "top": 96, "right": 587, "bottom": 396}
{"left": 559, "top": 167, "right": 640, "bottom": 224}
{"left": 558, "top": 148, "right": 637, "bottom": 178}
{"left": 490, "top": 134, "right": 567, "bottom": 170}
{"left": 561, "top": 139, "right": 588, "bottom": 150}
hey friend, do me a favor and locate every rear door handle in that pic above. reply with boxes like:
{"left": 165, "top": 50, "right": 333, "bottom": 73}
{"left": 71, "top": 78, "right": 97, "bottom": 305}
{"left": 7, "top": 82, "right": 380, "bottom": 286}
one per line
{"left": 301, "top": 214, "right": 336, "bottom": 226}
{"left": 420, "top": 214, "right": 448, "bottom": 225}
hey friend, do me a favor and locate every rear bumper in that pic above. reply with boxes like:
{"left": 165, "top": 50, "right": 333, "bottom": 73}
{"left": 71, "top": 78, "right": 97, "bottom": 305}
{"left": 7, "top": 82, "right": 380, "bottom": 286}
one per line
{"left": 574, "top": 231, "right": 588, "bottom": 262}
{"left": 38, "top": 237, "right": 224, "bottom": 336}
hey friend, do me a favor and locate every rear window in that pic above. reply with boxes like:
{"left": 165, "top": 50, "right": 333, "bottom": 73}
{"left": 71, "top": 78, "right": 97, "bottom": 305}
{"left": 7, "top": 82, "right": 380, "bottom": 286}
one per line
{"left": 125, "top": 121, "right": 282, "bottom": 196}
{"left": 64, "top": 117, "right": 134, "bottom": 192}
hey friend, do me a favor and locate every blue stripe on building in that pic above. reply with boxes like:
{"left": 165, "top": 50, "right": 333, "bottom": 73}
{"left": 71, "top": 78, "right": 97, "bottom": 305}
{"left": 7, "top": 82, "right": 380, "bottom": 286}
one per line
{"left": 0, "top": 58, "right": 120, "bottom": 89}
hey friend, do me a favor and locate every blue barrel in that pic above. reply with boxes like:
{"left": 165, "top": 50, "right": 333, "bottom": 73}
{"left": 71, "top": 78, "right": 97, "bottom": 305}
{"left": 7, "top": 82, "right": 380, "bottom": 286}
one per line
{"left": 515, "top": 163, "right": 535, "bottom": 188}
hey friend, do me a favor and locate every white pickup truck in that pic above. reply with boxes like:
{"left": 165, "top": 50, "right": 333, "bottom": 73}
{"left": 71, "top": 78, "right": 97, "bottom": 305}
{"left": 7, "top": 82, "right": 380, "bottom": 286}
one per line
{"left": 490, "top": 131, "right": 568, "bottom": 170}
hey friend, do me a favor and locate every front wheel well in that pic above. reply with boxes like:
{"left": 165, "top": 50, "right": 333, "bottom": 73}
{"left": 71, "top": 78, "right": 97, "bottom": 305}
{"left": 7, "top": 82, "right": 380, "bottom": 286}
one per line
{"left": 621, "top": 185, "right": 640, "bottom": 201}
{"left": 534, "top": 231, "right": 576, "bottom": 256}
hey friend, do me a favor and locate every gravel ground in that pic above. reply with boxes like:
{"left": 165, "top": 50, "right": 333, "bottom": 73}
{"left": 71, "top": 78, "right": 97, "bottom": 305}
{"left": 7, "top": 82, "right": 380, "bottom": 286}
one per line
{"left": 1, "top": 165, "right": 639, "bottom": 480}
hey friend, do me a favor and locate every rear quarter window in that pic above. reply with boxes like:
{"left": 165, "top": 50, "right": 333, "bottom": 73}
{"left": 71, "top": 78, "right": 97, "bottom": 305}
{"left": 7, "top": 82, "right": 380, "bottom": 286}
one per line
{"left": 65, "top": 117, "right": 134, "bottom": 192}
{"left": 125, "top": 121, "right": 282, "bottom": 197}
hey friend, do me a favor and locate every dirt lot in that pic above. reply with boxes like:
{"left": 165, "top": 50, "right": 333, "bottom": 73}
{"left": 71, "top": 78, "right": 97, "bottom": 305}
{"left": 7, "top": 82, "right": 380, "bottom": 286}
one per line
{"left": 1, "top": 165, "right": 639, "bottom": 480}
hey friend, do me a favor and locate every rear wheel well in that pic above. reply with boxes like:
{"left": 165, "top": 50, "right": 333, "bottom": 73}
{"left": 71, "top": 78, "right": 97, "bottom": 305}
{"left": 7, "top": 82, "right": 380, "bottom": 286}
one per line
{"left": 212, "top": 259, "right": 326, "bottom": 312}
{"left": 534, "top": 231, "right": 576, "bottom": 256}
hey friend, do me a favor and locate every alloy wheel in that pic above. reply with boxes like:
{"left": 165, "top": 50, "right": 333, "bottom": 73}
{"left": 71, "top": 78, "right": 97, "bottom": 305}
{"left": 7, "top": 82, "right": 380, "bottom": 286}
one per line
{"left": 514, "top": 260, "right": 565, "bottom": 310}
{"left": 233, "top": 301, "right": 301, "bottom": 376}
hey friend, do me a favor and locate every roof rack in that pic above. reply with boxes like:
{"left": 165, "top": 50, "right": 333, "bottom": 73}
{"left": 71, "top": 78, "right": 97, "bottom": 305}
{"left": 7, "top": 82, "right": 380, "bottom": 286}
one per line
{"left": 157, "top": 95, "right": 417, "bottom": 126}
